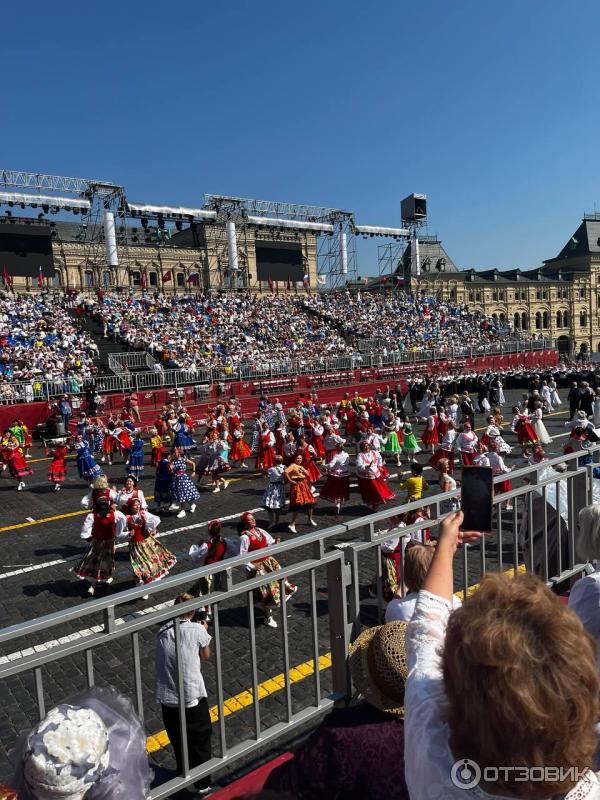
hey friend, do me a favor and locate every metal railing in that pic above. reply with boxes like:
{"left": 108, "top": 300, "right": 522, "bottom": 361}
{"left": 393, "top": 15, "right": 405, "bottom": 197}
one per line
{"left": 0, "top": 446, "right": 594, "bottom": 797}
{"left": 108, "top": 352, "right": 156, "bottom": 375}
{"left": 0, "top": 339, "right": 556, "bottom": 405}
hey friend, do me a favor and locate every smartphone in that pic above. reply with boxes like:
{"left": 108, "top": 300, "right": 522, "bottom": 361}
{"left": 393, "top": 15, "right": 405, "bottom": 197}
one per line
{"left": 461, "top": 466, "right": 493, "bottom": 532}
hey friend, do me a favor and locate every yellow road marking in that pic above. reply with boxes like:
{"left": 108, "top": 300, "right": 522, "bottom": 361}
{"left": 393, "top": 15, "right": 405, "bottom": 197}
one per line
{"left": 145, "top": 562, "right": 526, "bottom": 754}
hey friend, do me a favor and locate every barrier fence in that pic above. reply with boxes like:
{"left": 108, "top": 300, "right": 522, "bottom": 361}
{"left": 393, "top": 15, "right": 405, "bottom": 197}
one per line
{"left": 0, "top": 446, "right": 595, "bottom": 797}
{"left": 0, "top": 339, "right": 554, "bottom": 405}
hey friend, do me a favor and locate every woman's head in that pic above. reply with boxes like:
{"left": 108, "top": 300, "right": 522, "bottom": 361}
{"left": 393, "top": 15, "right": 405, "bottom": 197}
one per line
{"left": 294, "top": 453, "right": 303, "bottom": 465}
{"left": 123, "top": 475, "right": 137, "bottom": 491}
{"left": 129, "top": 499, "right": 142, "bottom": 514}
{"left": 442, "top": 572, "right": 599, "bottom": 798}
{"left": 92, "top": 475, "right": 108, "bottom": 491}
{"left": 404, "top": 544, "right": 435, "bottom": 593}
{"left": 207, "top": 519, "right": 222, "bottom": 538}
{"left": 436, "top": 458, "right": 449, "bottom": 474}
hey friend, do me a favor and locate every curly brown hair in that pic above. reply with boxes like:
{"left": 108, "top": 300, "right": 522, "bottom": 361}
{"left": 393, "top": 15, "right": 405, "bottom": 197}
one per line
{"left": 442, "top": 572, "right": 599, "bottom": 799}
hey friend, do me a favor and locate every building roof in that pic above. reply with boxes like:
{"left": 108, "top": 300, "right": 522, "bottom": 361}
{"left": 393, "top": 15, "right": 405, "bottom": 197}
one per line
{"left": 403, "top": 236, "right": 459, "bottom": 275}
{"left": 552, "top": 216, "right": 600, "bottom": 261}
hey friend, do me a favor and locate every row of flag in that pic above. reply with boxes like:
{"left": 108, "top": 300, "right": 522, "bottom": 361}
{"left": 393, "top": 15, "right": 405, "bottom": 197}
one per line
{"left": 2, "top": 266, "right": 45, "bottom": 288}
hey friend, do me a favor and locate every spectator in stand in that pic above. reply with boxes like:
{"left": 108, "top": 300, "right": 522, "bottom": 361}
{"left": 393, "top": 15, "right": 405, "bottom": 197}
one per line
{"left": 266, "top": 621, "right": 409, "bottom": 800}
{"left": 405, "top": 510, "right": 600, "bottom": 800}
{"left": 9, "top": 686, "right": 150, "bottom": 799}
{"left": 155, "top": 593, "right": 213, "bottom": 796}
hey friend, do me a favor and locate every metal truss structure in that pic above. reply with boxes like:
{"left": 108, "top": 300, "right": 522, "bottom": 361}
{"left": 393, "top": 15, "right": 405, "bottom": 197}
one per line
{"left": 203, "top": 193, "right": 344, "bottom": 223}
{"left": 377, "top": 239, "right": 409, "bottom": 288}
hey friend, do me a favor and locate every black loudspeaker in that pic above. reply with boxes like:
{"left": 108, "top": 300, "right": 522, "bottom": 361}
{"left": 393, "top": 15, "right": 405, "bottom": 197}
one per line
{"left": 401, "top": 193, "right": 427, "bottom": 222}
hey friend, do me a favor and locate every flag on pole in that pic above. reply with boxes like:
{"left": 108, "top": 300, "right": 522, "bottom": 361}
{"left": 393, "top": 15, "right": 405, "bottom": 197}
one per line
{"left": 287, "top": 275, "right": 291, "bottom": 291}
{"left": 268, "top": 275, "right": 274, "bottom": 292}
{"left": 187, "top": 271, "right": 199, "bottom": 285}
{"left": 303, "top": 273, "right": 310, "bottom": 290}
{"left": 2, "top": 266, "right": 12, "bottom": 287}
{"left": 162, "top": 270, "right": 172, "bottom": 283}
{"left": 316, "top": 274, "right": 326, "bottom": 286}
{"left": 37, "top": 266, "right": 44, "bottom": 288}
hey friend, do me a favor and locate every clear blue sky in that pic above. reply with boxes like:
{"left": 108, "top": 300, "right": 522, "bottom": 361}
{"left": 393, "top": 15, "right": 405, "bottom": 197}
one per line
{"left": 3, "top": 0, "right": 599, "bottom": 275}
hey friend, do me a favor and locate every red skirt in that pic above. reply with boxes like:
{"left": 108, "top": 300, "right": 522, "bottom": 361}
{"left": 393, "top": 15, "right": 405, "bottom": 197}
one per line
{"left": 151, "top": 446, "right": 162, "bottom": 467}
{"left": 461, "top": 451, "right": 476, "bottom": 467}
{"left": 495, "top": 478, "right": 513, "bottom": 495}
{"left": 118, "top": 431, "right": 133, "bottom": 451}
{"left": 429, "top": 448, "right": 454, "bottom": 474}
{"left": 319, "top": 474, "right": 350, "bottom": 504}
{"left": 274, "top": 432, "right": 285, "bottom": 458}
{"left": 103, "top": 436, "right": 117, "bottom": 454}
{"left": 516, "top": 422, "right": 538, "bottom": 446}
{"left": 48, "top": 459, "right": 66, "bottom": 482}
{"left": 379, "top": 463, "right": 390, "bottom": 479}
{"left": 357, "top": 476, "right": 395, "bottom": 507}
{"left": 231, "top": 438, "right": 252, "bottom": 461}
{"left": 422, "top": 427, "right": 439, "bottom": 446}
{"left": 324, "top": 449, "right": 336, "bottom": 464}
{"left": 8, "top": 452, "right": 33, "bottom": 478}
{"left": 256, "top": 446, "right": 275, "bottom": 470}
{"left": 311, "top": 435, "right": 325, "bottom": 458}
{"left": 304, "top": 459, "right": 321, "bottom": 483}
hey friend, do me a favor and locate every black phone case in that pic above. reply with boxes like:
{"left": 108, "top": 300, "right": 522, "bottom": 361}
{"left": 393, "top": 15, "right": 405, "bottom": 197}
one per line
{"left": 461, "top": 466, "right": 493, "bottom": 531}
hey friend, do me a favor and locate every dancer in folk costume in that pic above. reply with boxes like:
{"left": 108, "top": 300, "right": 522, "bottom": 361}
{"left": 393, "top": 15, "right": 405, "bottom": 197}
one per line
{"left": 322, "top": 426, "right": 343, "bottom": 464}
{"left": 6, "top": 434, "right": 33, "bottom": 491}
{"left": 456, "top": 422, "right": 479, "bottom": 467}
{"left": 382, "top": 413, "right": 403, "bottom": 467}
{"left": 128, "top": 432, "right": 145, "bottom": 479}
{"left": 0, "top": 432, "right": 12, "bottom": 473}
{"left": 399, "top": 462, "right": 429, "bottom": 504}
{"left": 436, "top": 458, "right": 459, "bottom": 515}
{"left": 256, "top": 422, "right": 276, "bottom": 470}
{"left": 116, "top": 475, "right": 148, "bottom": 513}
{"left": 154, "top": 449, "right": 173, "bottom": 511}
{"left": 356, "top": 440, "right": 395, "bottom": 510}
{"left": 531, "top": 400, "right": 553, "bottom": 446}
{"left": 173, "top": 415, "right": 196, "bottom": 453}
{"left": 487, "top": 439, "right": 514, "bottom": 511}
{"left": 549, "top": 378, "right": 561, "bottom": 408}
{"left": 230, "top": 422, "right": 252, "bottom": 468}
{"left": 188, "top": 519, "right": 230, "bottom": 620}
{"left": 296, "top": 436, "right": 321, "bottom": 484}
{"left": 46, "top": 442, "right": 69, "bottom": 491}
{"left": 401, "top": 423, "right": 421, "bottom": 462}
{"left": 377, "top": 515, "right": 407, "bottom": 601}
{"left": 285, "top": 453, "right": 317, "bottom": 532}
{"left": 481, "top": 417, "right": 511, "bottom": 456}
{"left": 283, "top": 431, "right": 298, "bottom": 466}
{"left": 540, "top": 381, "right": 554, "bottom": 412}
{"left": 511, "top": 405, "right": 539, "bottom": 457}
{"left": 428, "top": 420, "right": 456, "bottom": 475}
{"left": 171, "top": 447, "right": 200, "bottom": 518}
{"left": 237, "top": 512, "right": 297, "bottom": 628}
{"left": 74, "top": 497, "right": 128, "bottom": 595}
{"left": 205, "top": 430, "right": 231, "bottom": 493}
{"left": 126, "top": 499, "right": 176, "bottom": 597}
{"left": 273, "top": 421, "right": 287, "bottom": 459}
{"left": 420, "top": 408, "right": 439, "bottom": 453}
{"left": 262, "top": 454, "right": 287, "bottom": 528}
{"left": 88, "top": 418, "right": 105, "bottom": 459}
{"left": 81, "top": 475, "right": 117, "bottom": 511}
{"left": 73, "top": 435, "right": 103, "bottom": 482}
{"left": 446, "top": 395, "right": 460, "bottom": 426}
{"left": 149, "top": 428, "right": 164, "bottom": 466}
{"left": 308, "top": 418, "right": 325, "bottom": 460}
{"left": 319, "top": 441, "right": 351, "bottom": 513}
{"left": 101, "top": 420, "right": 119, "bottom": 465}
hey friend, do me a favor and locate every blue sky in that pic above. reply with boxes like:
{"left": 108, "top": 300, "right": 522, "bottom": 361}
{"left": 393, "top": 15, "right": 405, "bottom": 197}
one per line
{"left": 2, "top": 0, "right": 598, "bottom": 275}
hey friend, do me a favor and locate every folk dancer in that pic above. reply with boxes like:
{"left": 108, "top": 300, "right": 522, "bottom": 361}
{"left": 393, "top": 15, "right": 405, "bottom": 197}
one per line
{"left": 46, "top": 442, "right": 69, "bottom": 492}
{"left": 126, "top": 499, "right": 176, "bottom": 598}
{"left": 285, "top": 453, "right": 317, "bottom": 532}
{"left": 81, "top": 475, "right": 117, "bottom": 511}
{"left": 229, "top": 423, "right": 252, "bottom": 469}
{"left": 6, "top": 434, "right": 33, "bottom": 491}
{"left": 262, "top": 455, "right": 287, "bottom": 528}
{"left": 188, "top": 519, "right": 230, "bottom": 620}
{"left": 237, "top": 512, "right": 297, "bottom": 628}
{"left": 171, "top": 448, "right": 200, "bottom": 518}
{"left": 456, "top": 422, "right": 479, "bottom": 467}
{"left": 255, "top": 422, "right": 276, "bottom": 471}
{"left": 319, "top": 441, "right": 351, "bottom": 513}
{"left": 355, "top": 441, "right": 395, "bottom": 511}
{"left": 428, "top": 421, "right": 456, "bottom": 475}
{"left": 487, "top": 439, "right": 514, "bottom": 511}
{"left": 420, "top": 408, "right": 439, "bottom": 453}
{"left": 74, "top": 497, "right": 128, "bottom": 595}
{"left": 128, "top": 432, "right": 145, "bottom": 479}
{"left": 116, "top": 475, "right": 148, "bottom": 513}
{"left": 73, "top": 435, "right": 103, "bottom": 483}
{"left": 511, "top": 406, "right": 539, "bottom": 457}
{"left": 531, "top": 401, "right": 553, "bottom": 446}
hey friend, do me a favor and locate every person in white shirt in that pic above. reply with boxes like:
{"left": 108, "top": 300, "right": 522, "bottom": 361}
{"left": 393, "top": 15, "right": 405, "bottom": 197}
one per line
{"left": 385, "top": 542, "right": 462, "bottom": 623}
{"left": 319, "top": 442, "right": 350, "bottom": 512}
{"left": 405, "top": 511, "right": 600, "bottom": 800}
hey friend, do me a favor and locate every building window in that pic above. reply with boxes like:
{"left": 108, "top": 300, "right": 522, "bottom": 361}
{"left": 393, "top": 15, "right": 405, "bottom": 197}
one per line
{"left": 536, "top": 289, "right": 542, "bottom": 301}
{"left": 131, "top": 270, "right": 141, "bottom": 287}
{"left": 475, "top": 291, "right": 482, "bottom": 302}
{"left": 556, "top": 311, "right": 562, "bottom": 328}
{"left": 102, "top": 270, "right": 112, "bottom": 288}
{"left": 514, "top": 312, "right": 521, "bottom": 329}
{"left": 468, "top": 291, "right": 474, "bottom": 302}
{"left": 176, "top": 272, "right": 185, "bottom": 287}
{"left": 580, "top": 288, "right": 587, "bottom": 300}
{"left": 535, "top": 312, "right": 542, "bottom": 330}
{"left": 500, "top": 313, "right": 506, "bottom": 323}
{"left": 542, "top": 311, "right": 549, "bottom": 329}
{"left": 52, "top": 270, "right": 62, "bottom": 287}
{"left": 580, "top": 310, "right": 588, "bottom": 327}
{"left": 84, "top": 270, "right": 94, "bottom": 288}
{"left": 449, "top": 288, "right": 456, "bottom": 300}
{"left": 149, "top": 271, "right": 158, "bottom": 287}
{"left": 564, "top": 311, "right": 569, "bottom": 327}
{"left": 521, "top": 312, "right": 528, "bottom": 330}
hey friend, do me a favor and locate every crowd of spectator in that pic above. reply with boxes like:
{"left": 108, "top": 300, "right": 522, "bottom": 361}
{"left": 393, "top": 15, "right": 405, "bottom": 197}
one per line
{"left": 0, "top": 294, "right": 99, "bottom": 393}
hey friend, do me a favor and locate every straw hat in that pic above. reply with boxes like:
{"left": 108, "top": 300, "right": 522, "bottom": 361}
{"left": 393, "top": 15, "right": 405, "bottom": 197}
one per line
{"left": 348, "top": 621, "right": 408, "bottom": 717}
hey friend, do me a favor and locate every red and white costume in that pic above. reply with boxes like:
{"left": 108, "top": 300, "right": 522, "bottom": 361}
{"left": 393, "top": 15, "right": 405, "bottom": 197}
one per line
{"left": 256, "top": 429, "right": 276, "bottom": 470}
{"left": 511, "top": 412, "right": 538, "bottom": 447}
{"left": 116, "top": 487, "right": 148, "bottom": 513}
{"left": 319, "top": 450, "right": 350, "bottom": 506}
{"left": 6, "top": 442, "right": 32, "bottom": 480}
{"left": 323, "top": 432, "right": 346, "bottom": 463}
{"left": 47, "top": 445, "right": 68, "bottom": 484}
{"left": 356, "top": 449, "right": 395, "bottom": 508}
{"left": 298, "top": 443, "right": 321, "bottom": 483}
{"left": 456, "top": 430, "right": 479, "bottom": 467}
{"left": 487, "top": 450, "right": 512, "bottom": 495}
{"left": 230, "top": 427, "right": 252, "bottom": 462}
{"left": 421, "top": 414, "right": 439, "bottom": 447}
{"left": 428, "top": 428, "right": 456, "bottom": 474}
{"left": 309, "top": 422, "right": 325, "bottom": 459}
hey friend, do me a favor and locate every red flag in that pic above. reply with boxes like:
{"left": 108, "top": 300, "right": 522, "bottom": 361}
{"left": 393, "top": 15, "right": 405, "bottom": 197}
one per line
{"left": 287, "top": 275, "right": 291, "bottom": 291}
{"left": 37, "top": 266, "right": 43, "bottom": 288}
{"left": 141, "top": 271, "right": 147, "bottom": 289}
{"left": 187, "top": 272, "right": 199, "bottom": 285}
{"left": 268, "top": 275, "right": 274, "bottom": 292}
{"left": 3, "top": 266, "right": 12, "bottom": 287}
{"left": 162, "top": 270, "right": 172, "bottom": 283}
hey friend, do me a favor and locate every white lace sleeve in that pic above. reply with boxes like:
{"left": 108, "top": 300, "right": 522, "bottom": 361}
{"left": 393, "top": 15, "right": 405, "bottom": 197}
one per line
{"left": 405, "top": 590, "right": 453, "bottom": 800}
